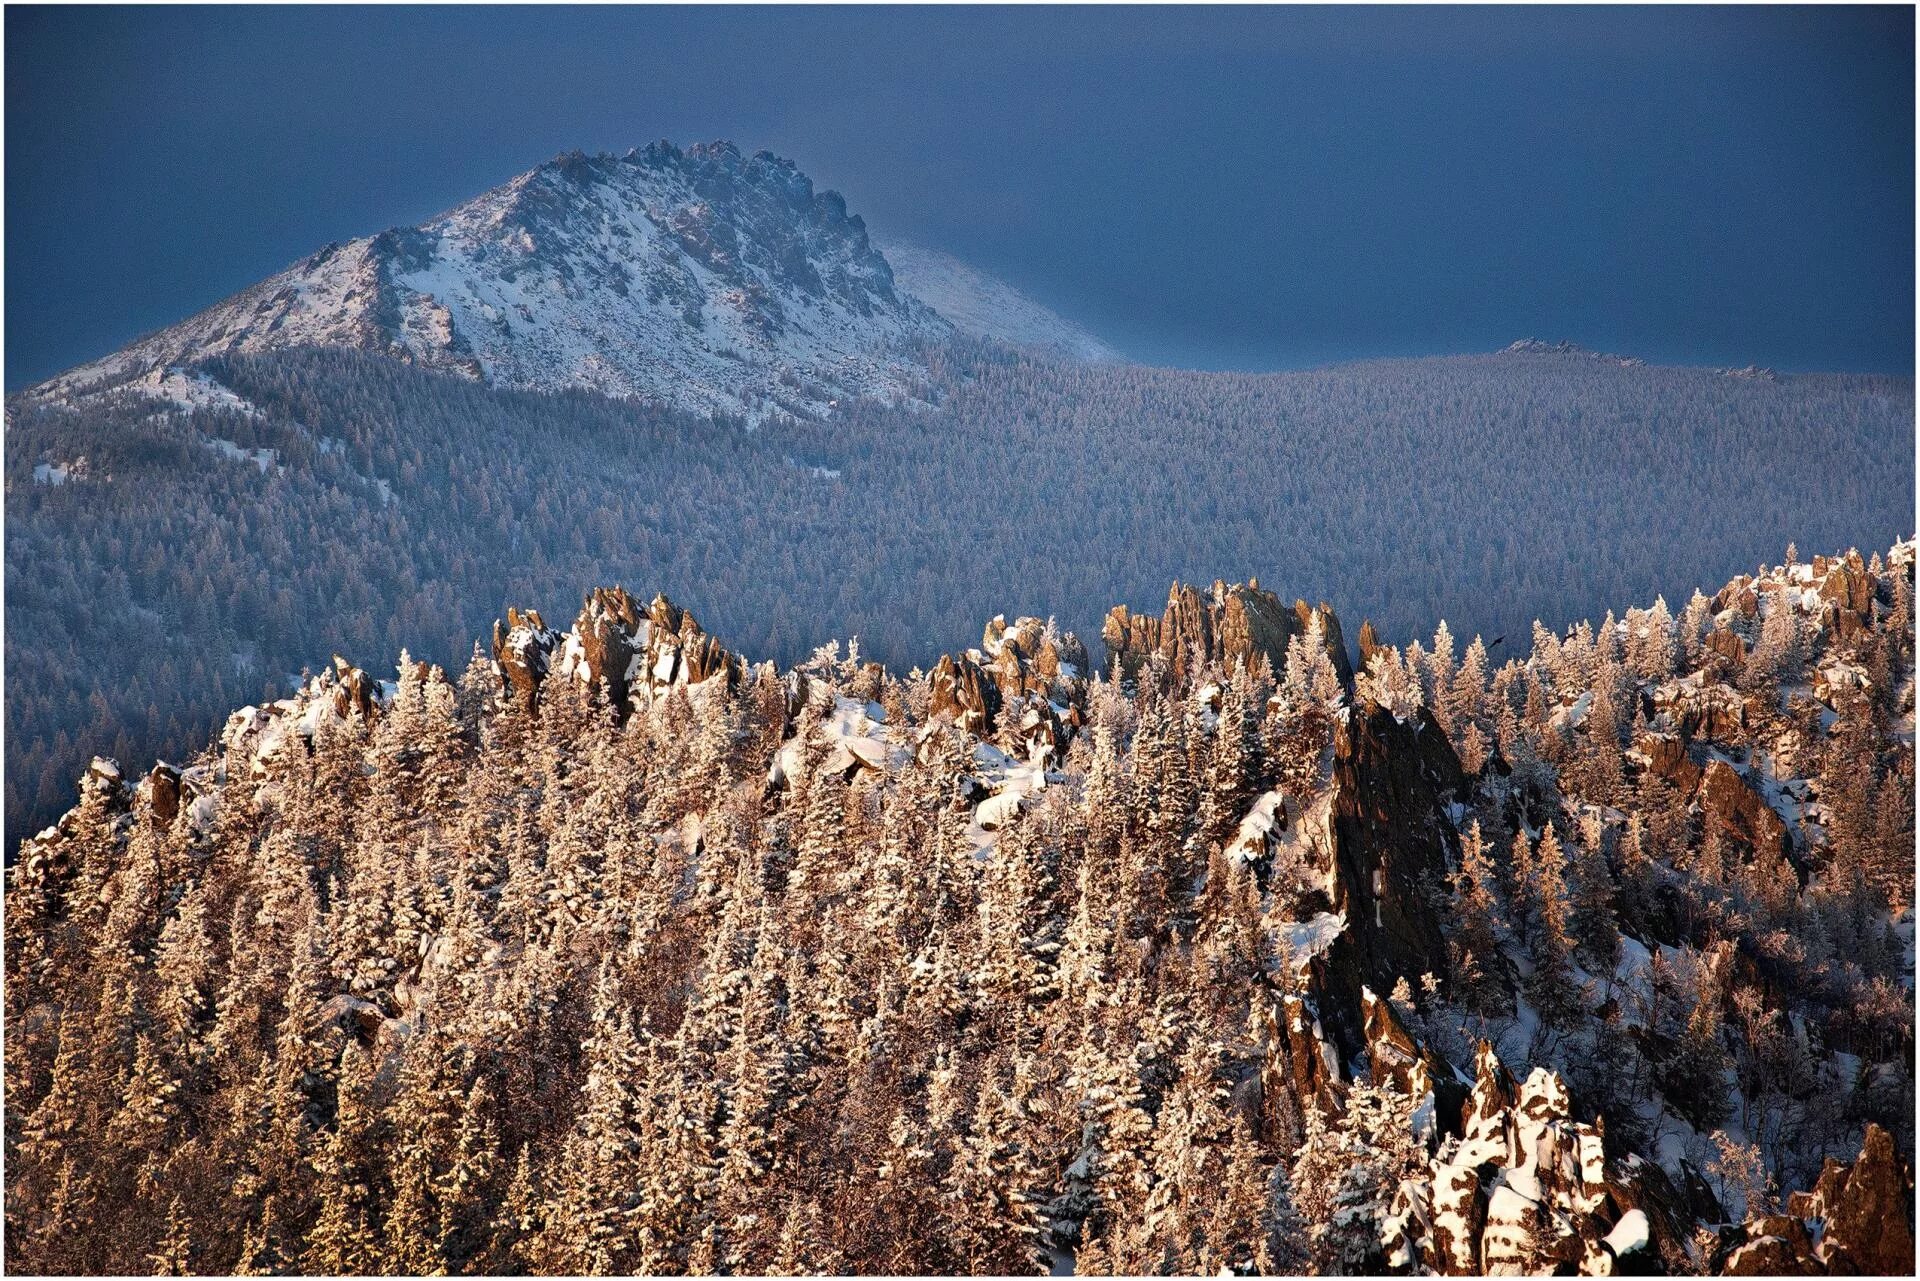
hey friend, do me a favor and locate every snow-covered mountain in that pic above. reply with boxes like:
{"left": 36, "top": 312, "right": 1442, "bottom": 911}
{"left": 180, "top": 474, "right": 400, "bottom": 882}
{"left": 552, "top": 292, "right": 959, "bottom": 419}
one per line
{"left": 879, "top": 240, "right": 1122, "bottom": 362}
{"left": 28, "top": 142, "right": 1128, "bottom": 422}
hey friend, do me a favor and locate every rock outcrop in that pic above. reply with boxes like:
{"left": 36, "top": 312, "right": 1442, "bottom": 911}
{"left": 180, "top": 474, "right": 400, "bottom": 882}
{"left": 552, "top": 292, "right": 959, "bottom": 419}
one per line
{"left": 1651, "top": 671, "right": 1747, "bottom": 744}
{"left": 928, "top": 651, "right": 1002, "bottom": 737}
{"left": 491, "top": 607, "right": 559, "bottom": 706}
{"left": 1315, "top": 704, "right": 1465, "bottom": 1057}
{"left": 1633, "top": 730, "right": 1704, "bottom": 794}
{"left": 1373, "top": 1039, "right": 1675, "bottom": 1276}
{"left": 1696, "top": 758, "right": 1791, "bottom": 861}
{"left": 494, "top": 588, "right": 744, "bottom": 717}
{"left": 143, "top": 762, "right": 182, "bottom": 828}
{"left": 1103, "top": 578, "right": 1353, "bottom": 687}
{"left": 928, "top": 614, "right": 1089, "bottom": 759}
{"left": 1716, "top": 1124, "right": 1914, "bottom": 1275}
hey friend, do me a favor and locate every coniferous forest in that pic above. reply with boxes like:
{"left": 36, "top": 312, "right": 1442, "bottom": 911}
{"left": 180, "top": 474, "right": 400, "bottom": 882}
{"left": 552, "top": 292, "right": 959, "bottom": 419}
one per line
{"left": 5, "top": 535, "right": 1913, "bottom": 1274}
{"left": 7, "top": 343, "right": 1911, "bottom": 849}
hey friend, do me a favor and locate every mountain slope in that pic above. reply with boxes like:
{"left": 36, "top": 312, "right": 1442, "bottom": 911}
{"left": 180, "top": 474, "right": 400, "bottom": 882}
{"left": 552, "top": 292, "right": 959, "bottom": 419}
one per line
{"left": 28, "top": 142, "right": 1129, "bottom": 423}
{"left": 878, "top": 240, "right": 1122, "bottom": 362}
{"left": 34, "top": 142, "right": 953, "bottom": 421}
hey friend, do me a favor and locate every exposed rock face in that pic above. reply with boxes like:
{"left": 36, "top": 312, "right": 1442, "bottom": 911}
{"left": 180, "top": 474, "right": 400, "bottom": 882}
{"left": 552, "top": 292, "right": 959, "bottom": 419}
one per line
{"left": 1697, "top": 758, "right": 1791, "bottom": 859}
{"left": 928, "top": 651, "right": 1001, "bottom": 736}
{"left": 1103, "top": 579, "right": 1352, "bottom": 686}
{"left": 1357, "top": 619, "right": 1387, "bottom": 671}
{"left": 633, "top": 592, "right": 742, "bottom": 692}
{"left": 927, "top": 615, "right": 1089, "bottom": 758}
{"left": 1718, "top": 1124, "right": 1914, "bottom": 1275}
{"left": 1278, "top": 992, "right": 1343, "bottom": 1119}
{"left": 491, "top": 607, "right": 559, "bottom": 707}
{"left": 1652, "top": 671, "right": 1747, "bottom": 744}
{"left": 330, "top": 654, "right": 381, "bottom": 720}
{"left": 567, "top": 587, "right": 645, "bottom": 716}
{"left": 216, "top": 658, "right": 387, "bottom": 777}
{"left": 144, "top": 762, "right": 183, "bottom": 828}
{"left": 1814, "top": 550, "right": 1874, "bottom": 615}
{"left": 1315, "top": 705, "right": 1464, "bottom": 1057}
{"left": 1635, "top": 730, "right": 1704, "bottom": 794}
{"left": 496, "top": 589, "right": 744, "bottom": 717}
{"left": 1790, "top": 1124, "right": 1913, "bottom": 1275}
{"left": 81, "top": 757, "right": 129, "bottom": 812}
{"left": 1706, "top": 627, "right": 1750, "bottom": 669}
{"left": 1361, "top": 985, "right": 1442, "bottom": 1104}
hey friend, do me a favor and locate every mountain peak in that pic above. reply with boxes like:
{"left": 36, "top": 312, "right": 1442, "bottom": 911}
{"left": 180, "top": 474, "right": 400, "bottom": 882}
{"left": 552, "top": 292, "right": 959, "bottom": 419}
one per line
{"left": 29, "top": 143, "right": 946, "bottom": 422}
{"left": 26, "top": 141, "right": 1124, "bottom": 422}
{"left": 1502, "top": 337, "right": 1645, "bottom": 367}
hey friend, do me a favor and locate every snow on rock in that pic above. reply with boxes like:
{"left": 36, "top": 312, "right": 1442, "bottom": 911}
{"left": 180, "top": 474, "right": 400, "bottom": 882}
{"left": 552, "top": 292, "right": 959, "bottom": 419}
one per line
{"left": 963, "top": 740, "right": 1061, "bottom": 850}
{"left": 1603, "top": 1209, "right": 1650, "bottom": 1258}
{"left": 220, "top": 657, "right": 387, "bottom": 776}
{"left": 1227, "top": 788, "right": 1288, "bottom": 863}
{"left": 1278, "top": 911, "right": 1346, "bottom": 971}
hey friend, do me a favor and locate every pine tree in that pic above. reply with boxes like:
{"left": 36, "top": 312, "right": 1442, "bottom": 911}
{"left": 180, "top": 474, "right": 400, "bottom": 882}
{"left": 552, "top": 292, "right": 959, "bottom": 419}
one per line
{"left": 1525, "top": 825, "right": 1580, "bottom": 1023}
{"left": 1450, "top": 821, "right": 1513, "bottom": 1013}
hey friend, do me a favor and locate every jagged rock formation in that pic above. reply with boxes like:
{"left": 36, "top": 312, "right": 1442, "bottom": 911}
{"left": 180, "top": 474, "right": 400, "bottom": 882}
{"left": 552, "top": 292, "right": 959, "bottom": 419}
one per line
{"left": 1103, "top": 578, "right": 1354, "bottom": 686}
{"left": 490, "top": 607, "right": 560, "bottom": 706}
{"left": 928, "top": 614, "right": 1088, "bottom": 760}
{"left": 491, "top": 588, "right": 744, "bottom": 717}
{"left": 1378, "top": 1037, "right": 1688, "bottom": 1276}
{"left": 1717, "top": 1124, "right": 1914, "bottom": 1275}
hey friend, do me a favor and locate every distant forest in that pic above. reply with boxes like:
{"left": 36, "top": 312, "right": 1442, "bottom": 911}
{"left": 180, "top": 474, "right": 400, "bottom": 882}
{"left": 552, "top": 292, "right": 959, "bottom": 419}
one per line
{"left": 5, "top": 341, "right": 1912, "bottom": 843}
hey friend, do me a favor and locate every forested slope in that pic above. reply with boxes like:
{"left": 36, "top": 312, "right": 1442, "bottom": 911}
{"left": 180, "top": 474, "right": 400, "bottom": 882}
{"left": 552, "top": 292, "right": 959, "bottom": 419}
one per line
{"left": 5, "top": 541, "right": 1912, "bottom": 1274}
{"left": 6, "top": 342, "right": 1911, "bottom": 845}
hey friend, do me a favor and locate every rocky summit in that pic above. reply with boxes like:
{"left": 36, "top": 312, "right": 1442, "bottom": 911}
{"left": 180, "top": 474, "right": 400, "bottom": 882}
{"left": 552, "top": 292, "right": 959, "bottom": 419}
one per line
{"left": 27, "top": 142, "right": 1124, "bottom": 423}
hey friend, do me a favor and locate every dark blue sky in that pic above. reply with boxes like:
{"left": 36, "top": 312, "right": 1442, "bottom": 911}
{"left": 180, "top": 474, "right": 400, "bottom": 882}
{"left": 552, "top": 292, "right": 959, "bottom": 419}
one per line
{"left": 6, "top": 4, "right": 1913, "bottom": 388}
